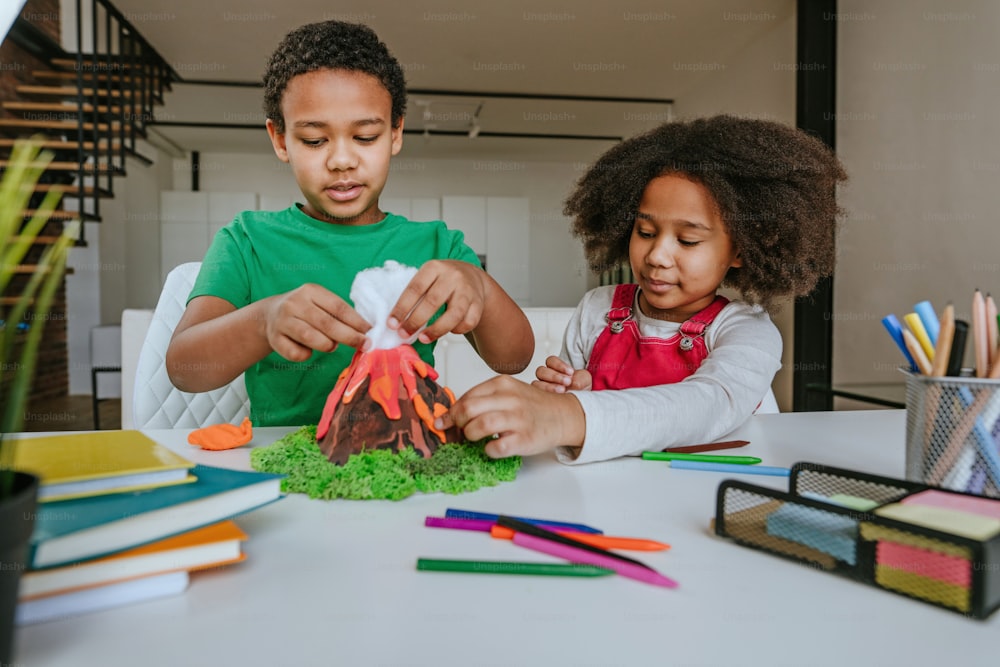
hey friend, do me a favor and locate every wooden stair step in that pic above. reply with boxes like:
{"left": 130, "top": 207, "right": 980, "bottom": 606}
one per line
{"left": 20, "top": 209, "right": 84, "bottom": 221}
{"left": 1, "top": 296, "right": 34, "bottom": 305}
{"left": 9, "top": 235, "right": 67, "bottom": 245}
{"left": 0, "top": 119, "right": 119, "bottom": 132}
{"left": 33, "top": 184, "right": 112, "bottom": 197}
{"left": 34, "top": 70, "right": 149, "bottom": 85}
{"left": 3, "top": 101, "right": 124, "bottom": 115}
{"left": 15, "top": 84, "right": 138, "bottom": 99}
{"left": 49, "top": 57, "right": 163, "bottom": 73}
{"left": 0, "top": 138, "right": 120, "bottom": 151}
{"left": 0, "top": 160, "right": 121, "bottom": 172}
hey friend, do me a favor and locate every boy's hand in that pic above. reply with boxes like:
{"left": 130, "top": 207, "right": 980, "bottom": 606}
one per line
{"left": 532, "top": 355, "right": 593, "bottom": 393}
{"left": 387, "top": 260, "right": 486, "bottom": 343}
{"left": 435, "top": 375, "right": 586, "bottom": 458}
{"left": 263, "top": 284, "right": 371, "bottom": 361}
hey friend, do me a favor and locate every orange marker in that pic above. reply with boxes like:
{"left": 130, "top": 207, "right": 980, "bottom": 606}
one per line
{"left": 489, "top": 525, "right": 670, "bottom": 551}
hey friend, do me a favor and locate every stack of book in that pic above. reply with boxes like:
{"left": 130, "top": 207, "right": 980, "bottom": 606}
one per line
{"left": 12, "top": 431, "right": 283, "bottom": 625}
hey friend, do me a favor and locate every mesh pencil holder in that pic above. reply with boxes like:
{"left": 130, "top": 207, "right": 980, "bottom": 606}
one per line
{"left": 904, "top": 373, "right": 1000, "bottom": 499}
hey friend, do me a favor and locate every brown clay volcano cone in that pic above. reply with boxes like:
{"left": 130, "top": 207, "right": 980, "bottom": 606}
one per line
{"left": 315, "top": 346, "right": 461, "bottom": 465}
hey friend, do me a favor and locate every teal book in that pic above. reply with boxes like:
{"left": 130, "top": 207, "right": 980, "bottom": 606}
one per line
{"left": 29, "top": 465, "right": 284, "bottom": 569}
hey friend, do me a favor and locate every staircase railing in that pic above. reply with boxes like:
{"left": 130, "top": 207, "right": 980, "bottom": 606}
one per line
{"left": 69, "top": 0, "right": 179, "bottom": 237}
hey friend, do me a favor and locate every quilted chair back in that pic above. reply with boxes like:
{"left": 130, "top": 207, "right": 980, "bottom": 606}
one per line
{"left": 132, "top": 262, "right": 251, "bottom": 428}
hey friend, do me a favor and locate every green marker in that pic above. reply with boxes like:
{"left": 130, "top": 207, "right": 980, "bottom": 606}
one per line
{"left": 416, "top": 558, "right": 614, "bottom": 577}
{"left": 641, "top": 452, "right": 762, "bottom": 465}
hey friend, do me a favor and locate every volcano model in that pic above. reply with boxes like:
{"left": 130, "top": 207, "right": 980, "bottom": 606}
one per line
{"left": 315, "top": 345, "right": 461, "bottom": 465}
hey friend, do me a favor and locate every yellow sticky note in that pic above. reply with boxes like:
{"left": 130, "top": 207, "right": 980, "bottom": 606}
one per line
{"left": 875, "top": 502, "right": 1000, "bottom": 541}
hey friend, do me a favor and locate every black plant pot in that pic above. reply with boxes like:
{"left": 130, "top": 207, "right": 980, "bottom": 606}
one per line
{"left": 0, "top": 471, "right": 39, "bottom": 664}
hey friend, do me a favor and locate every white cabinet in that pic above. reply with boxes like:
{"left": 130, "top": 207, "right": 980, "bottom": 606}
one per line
{"left": 443, "top": 195, "right": 530, "bottom": 304}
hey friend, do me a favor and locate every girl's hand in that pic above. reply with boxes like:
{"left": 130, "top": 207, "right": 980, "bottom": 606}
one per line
{"left": 533, "top": 356, "right": 593, "bottom": 393}
{"left": 436, "top": 375, "right": 586, "bottom": 458}
{"left": 263, "top": 284, "right": 371, "bottom": 361}
{"left": 387, "top": 260, "right": 486, "bottom": 343}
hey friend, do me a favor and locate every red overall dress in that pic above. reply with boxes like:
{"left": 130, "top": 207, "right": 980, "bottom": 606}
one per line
{"left": 587, "top": 283, "right": 729, "bottom": 390}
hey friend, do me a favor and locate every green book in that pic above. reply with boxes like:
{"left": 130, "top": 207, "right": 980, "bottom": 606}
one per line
{"left": 29, "top": 465, "right": 284, "bottom": 569}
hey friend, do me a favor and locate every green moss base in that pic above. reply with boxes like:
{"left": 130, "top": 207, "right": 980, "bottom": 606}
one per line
{"left": 249, "top": 425, "right": 521, "bottom": 501}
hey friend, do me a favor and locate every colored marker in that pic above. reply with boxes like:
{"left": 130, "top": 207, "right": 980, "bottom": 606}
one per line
{"left": 424, "top": 516, "right": 577, "bottom": 533}
{"left": 511, "top": 533, "right": 678, "bottom": 589}
{"left": 416, "top": 558, "right": 614, "bottom": 577}
{"left": 882, "top": 314, "right": 917, "bottom": 371}
{"left": 668, "top": 460, "right": 791, "bottom": 477}
{"left": 489, "top": 525, "right": 670, "bottom": 551}
{"left": 496, "top": 516, "right": 653, "bottom": 572}
{"left": 904, "top": 312, "right": 936, "bottom": 361}
{"left": 641, "top": 452, "right": 761, "bottom": 465}
{"left": 914, "top": 300, "right": 940, "bottom": 347}
{"left": 445, "top": 508, "right": 603, "bottom": 534}
{"left": 662, "top": 439, "right": 750, "bottom": 454}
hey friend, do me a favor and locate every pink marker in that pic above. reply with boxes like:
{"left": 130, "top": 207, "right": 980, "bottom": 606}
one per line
{"left": 510, "top": 532, "right": 678, "bottom": 589}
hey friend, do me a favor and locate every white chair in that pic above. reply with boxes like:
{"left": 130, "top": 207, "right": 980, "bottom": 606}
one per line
{"left": 129, "top": 262, "right": 250, "bottom": 429}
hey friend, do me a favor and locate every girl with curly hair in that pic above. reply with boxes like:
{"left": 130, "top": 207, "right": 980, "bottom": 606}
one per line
{"left": 440, "top": 115, "right": 846, "bottom": 463}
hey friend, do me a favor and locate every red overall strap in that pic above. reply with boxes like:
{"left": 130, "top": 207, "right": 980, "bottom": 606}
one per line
{"left": 678, "top": 295, "right": 730, "bottom": 337}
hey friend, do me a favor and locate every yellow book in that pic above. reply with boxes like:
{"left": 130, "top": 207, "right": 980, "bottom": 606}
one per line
{"left": 12, "top": 430, "right": 195, "bottom": 502}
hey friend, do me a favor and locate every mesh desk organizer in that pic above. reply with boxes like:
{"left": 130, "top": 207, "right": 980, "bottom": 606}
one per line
{"left": 714, "top": 462, "right": 1000, "bottom": 619}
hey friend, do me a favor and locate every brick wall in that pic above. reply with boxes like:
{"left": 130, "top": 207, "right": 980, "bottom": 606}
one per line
{"left": 1, "top": 0, "right": 70, "bottom": 411}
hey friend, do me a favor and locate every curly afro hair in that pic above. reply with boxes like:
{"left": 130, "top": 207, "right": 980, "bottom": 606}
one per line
{"left": 564, "top": 115, "right": 847, "bottom": 312}
{"left": 263, "top": 21, "right": 407, "bottom": 133}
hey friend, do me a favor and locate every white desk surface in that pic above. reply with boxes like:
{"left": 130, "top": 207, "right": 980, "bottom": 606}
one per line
{"left": 14, "top": 410, "right": 999, "bottom": 666}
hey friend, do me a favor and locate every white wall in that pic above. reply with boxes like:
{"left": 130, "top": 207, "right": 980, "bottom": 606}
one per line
{"left": 65, "top": 142, "right": 172, "bottom": 394}
{"left": 835, "top": 0, "right": 1000, "bottom": 385}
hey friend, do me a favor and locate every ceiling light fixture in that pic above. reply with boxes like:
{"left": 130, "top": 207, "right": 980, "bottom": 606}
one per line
{"left": 468, "top": 102, "right": 484, "bottom": 138}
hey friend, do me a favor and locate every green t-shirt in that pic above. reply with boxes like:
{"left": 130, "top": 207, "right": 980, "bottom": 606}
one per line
{"left": 189, "top": 205, "right": 480, "bottom": 427}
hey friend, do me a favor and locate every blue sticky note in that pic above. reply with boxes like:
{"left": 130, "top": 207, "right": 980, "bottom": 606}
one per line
{"left": 766, "top": 503, "right": 858, "bottom": 565}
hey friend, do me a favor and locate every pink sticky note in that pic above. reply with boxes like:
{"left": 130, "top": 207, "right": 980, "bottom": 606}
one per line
{"left": 876, "top": 541, "right": 971, "bottom": 588}
{"left": 902, "top": 489, "right": 1000, "bottom": 520}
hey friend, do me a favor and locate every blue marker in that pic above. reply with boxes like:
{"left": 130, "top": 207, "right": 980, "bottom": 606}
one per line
{"left": 444, "top": 509, "right": 603, "bottom": 534}
{"left": 668, "top": 460, "right": 791, "bottom": 477}
{"left": 914, "top": 300, "right": 940, "bottom": 347}
{"left": 882, "top": 314, "right": 917, "bottom": 372}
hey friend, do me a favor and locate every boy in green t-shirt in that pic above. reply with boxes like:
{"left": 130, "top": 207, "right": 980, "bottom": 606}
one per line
{"left": 166, "top": 21, "right": 534, "bottom": 426}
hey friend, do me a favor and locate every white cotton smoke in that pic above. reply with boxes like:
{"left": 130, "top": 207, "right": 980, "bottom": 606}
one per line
{"left": 350, "top": 260, "right": 422, "bottom": 350}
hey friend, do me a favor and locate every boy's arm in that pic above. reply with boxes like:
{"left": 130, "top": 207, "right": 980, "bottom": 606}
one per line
{"left": 465, "top": 270, "right": 534, "bottom": 374}
{"left": 167, "top": 284, "right": 371, "bottom": 392}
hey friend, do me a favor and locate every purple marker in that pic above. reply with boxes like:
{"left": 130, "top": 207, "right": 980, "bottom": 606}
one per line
{"left": 425, "top": 516, "right": 588, "bottom": 533}
{"left": 443, "top": 508, "right": 603, "bottom": 534}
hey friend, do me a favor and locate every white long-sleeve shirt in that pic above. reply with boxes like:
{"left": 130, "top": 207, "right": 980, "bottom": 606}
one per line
{"left": 555, "top": 286, "right": 782, "bottom": 464}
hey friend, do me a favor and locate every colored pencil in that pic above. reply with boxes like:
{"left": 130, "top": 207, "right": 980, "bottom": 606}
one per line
{"left": 903, "top": 329, "right": 933, "bottom": 375}
{"left": 489, "top": 525, "right": 670, "bottom": 551}
{"left": 445, "top": 509, "right": 603, "bottom": 534}
{"left": 947, "top": 320, "right": 969, "bottom": 377}
{"left": 668, "top": 460, "right": 791, "bottom": 477}
{"left": 930, "top": 303, "right": 955, "bottom": 377}
{"left": 661, "top": 439, "right": 750, "bottom": 454}
{"left": 988, "top": 293, "right": 999, "bottom": 372}
{"left": 416, "top": 558, "right": 614, "bottom": 577}
{"left": 641, "top": 452, "right": 761, "bottom": 465}
{"left": 510, "top": 533, "right": 678, "bottom": 589}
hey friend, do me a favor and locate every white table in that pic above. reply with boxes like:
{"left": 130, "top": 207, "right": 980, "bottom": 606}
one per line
{"left": 15, "top": 410, "right": 1000, "bottom": 666}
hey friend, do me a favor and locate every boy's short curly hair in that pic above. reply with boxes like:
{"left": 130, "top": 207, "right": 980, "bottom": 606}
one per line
{"left": 263, "top": 21, "right": 407, "bottom": 133}
{"left": 564, "top": 115, "right": 847, "bottom": 311}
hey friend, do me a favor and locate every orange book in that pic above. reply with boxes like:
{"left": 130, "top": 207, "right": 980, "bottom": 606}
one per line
{"left": 20, "top": 521, "right": 247, "bottom": 601}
